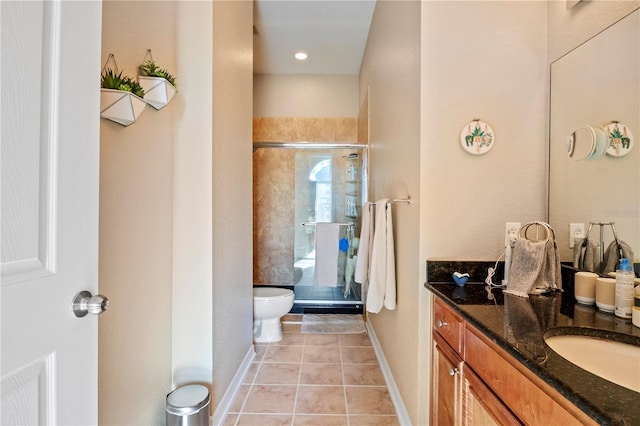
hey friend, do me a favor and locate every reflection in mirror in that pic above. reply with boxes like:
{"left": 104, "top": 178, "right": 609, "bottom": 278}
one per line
{"left": 566, "top": 126, "right": 606, "bottom": 162}
{"left": 549, "top": 9, "right": 639, "bottom": 270}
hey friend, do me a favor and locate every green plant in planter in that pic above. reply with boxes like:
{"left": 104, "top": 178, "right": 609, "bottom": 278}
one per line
{"left": 101, "top": 68, "right": 145, "bottom": 98}
{"left": 138, "top": 60, "right": 177, "bottom": 88}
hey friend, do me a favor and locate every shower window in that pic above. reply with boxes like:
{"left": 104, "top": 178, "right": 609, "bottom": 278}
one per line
{"left": 253, "top": 143, "right": 367, "bottom": 310}
{"left": 309, "top": 158, "right": 332, "bottom": 223}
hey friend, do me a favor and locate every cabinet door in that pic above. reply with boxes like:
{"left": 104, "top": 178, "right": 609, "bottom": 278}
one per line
{"left": 463, "top": 364, "right": 522, "bottom": 426}
{"left": 432, "top": 332, "right": 463, "bottom": 426}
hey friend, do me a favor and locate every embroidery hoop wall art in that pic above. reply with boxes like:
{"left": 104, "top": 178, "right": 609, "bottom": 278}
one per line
{"left": 460, "top": 119, "right": 494, "bottom": 155}
{"left": 605, "top": 121, "right": 634, "bottom": 157}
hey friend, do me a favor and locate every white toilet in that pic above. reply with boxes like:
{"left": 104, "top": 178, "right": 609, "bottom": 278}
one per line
{"left": 253, "top": 287, "right": 294, "bottom": 343}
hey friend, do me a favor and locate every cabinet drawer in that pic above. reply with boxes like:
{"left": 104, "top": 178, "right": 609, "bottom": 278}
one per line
{"left": 465, "top": 325, "right": 596, "bottom": 426}
{"left": 433, "top": 297, "right": 464, "bottom": 354}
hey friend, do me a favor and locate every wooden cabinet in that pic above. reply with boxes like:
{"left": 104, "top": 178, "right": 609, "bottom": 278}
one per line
{"left": 462, "top": 363, "right": 520, "bottom": 426}
{"left": 431, "top": 295, "right": 596, "bottom": 426}
{"left": 465, "top": 325, "right": 595, "bottom": 426}
{"left": 432, "top": 332, "right": 463, "bottom": 426}
{"left": 433, "top": 296, "right": 464, "bottom": 353}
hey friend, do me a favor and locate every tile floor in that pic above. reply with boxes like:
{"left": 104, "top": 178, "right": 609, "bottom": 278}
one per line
{"left": 223, "top": 317, "right": 399, "bottom": 426}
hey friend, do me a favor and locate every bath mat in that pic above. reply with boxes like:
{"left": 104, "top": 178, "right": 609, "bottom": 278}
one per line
{"left": 301, "top": 314, "right": 366, "bottom": 334}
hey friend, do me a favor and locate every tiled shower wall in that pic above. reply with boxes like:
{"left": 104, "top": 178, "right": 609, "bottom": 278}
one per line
{"left": 253, "top": 148, "right": 295, "bottom": 284}
{"left": 253, "top": 117, "right": 358, "bottom": 143}
{"left": 253, "top": 117, "right": 359, "bottom": 285}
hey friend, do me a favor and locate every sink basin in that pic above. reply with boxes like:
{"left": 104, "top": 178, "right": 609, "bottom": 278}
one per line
{"left": 545, "top": 331, "right": 640, "bottom": 393}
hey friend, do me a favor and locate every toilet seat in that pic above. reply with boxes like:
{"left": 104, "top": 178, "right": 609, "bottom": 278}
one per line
{"left": 253, "top": 287, "right": 293, "bottom": 299}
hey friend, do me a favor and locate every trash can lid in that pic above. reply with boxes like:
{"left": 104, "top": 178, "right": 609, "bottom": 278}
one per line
{"left": 166, "top": 384, "right": 210, "bottom": 415}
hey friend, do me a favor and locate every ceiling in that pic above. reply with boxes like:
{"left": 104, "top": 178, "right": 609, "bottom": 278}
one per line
{"left": 253, "top": 0, "right": 377, "bottom": 75}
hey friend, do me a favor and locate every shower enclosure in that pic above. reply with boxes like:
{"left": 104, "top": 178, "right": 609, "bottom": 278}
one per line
{"left": 253, "top": 143, "right": 368, "bottom": 313}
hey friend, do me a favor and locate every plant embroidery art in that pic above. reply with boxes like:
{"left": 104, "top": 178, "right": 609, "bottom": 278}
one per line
{"left": 605, "top": 122, "right": 633, "bottom": 157}
{"left": 460, "top": 120, "right": 494, "bottom": 155}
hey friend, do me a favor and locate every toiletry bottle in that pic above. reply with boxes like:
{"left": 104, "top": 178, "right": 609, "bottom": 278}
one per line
{"left": 633, "top": 284, "right": 640, "bottom": 328}
{"left": 614, "top": 258, "right": 634, "bottom": 319}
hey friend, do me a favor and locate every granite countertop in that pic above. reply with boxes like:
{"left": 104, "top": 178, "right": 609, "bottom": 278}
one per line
{"left": 425, "top": 261, "right": 640, "bottom": 426}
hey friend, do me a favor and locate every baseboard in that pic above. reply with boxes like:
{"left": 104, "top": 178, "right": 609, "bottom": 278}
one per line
{"left": 211, "top": 345, "right": 256, "bottom": 426}
{"left": 366, "top": 319, "right": 412, "bottom": 426}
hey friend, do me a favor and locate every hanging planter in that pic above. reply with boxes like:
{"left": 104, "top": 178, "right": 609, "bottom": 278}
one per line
{"left": 100, "top": 54, "right": 147, "bottom": 126}
{"left": 137, "top": 49, "right": 177, "bottom": 110}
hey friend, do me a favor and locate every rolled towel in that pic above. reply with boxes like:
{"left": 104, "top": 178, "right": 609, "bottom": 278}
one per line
{"left": 601, "top": 240, "right": 634, "bottom": 275}
{"left": 573, "top": 238, "right": 600, "bottom": 273}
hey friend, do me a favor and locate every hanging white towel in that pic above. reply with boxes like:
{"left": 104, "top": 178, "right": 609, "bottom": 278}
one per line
{"left": 354, "top": 202, "right": 374, "bottom": 284}
{"left": 367, "top": 199, "right": 396, "bottom": 313}
{"left": 314, "top": 223, "right": 340, "bottom": 287}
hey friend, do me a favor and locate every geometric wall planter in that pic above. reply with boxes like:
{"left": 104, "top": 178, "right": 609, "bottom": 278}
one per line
{"left": 138, "top": 76, "right": 177, "bottom": 110}
{"left": 100, "top": 88, "right": 148, "bottom": 127}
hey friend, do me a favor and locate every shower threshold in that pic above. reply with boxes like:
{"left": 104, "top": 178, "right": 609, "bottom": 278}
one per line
{"left": 291, "top": 301, "right": 363, "bottom": 315}
{"left": 294, "top": 299, "right": 361, "bottom": 305}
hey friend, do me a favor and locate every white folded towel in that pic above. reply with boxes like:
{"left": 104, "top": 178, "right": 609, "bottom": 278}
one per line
{"left": 366, "top": 199, "right": 396, "bottom": 313}
{"left": 354, "top": 202, "right": 374, "bottom": 284}
{"left": 314, "top": 223, "right": 340, "bottom": 287}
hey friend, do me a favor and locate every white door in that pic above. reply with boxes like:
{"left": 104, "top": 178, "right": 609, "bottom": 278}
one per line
{"left": 1, "top": 1, "right": 102, "bottom": 424}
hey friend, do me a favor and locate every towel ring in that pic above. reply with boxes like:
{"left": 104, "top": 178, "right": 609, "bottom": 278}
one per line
{"left": 519, "top": 221, "right": 553, "bottom": 242}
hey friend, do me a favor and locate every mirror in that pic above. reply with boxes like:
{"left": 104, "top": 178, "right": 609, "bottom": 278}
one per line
{"left": 549, "top": 9, "right": 639, "bottom": 267}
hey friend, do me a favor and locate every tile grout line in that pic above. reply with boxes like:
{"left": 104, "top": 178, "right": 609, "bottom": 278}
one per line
{"left": 290, "top": 334, "right": 306, "bottom": 426}
{"left": 340, "top": 335, "right": 351, "bottom": 426}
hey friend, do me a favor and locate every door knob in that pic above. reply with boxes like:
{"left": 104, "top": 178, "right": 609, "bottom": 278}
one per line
{"left": 72, "top": 291, "right": 109, "bottom": 317}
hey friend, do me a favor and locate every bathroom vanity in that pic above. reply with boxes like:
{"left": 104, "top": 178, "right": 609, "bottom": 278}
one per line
{"left": 426, "top": 263, "right": 640, "bottom": 426}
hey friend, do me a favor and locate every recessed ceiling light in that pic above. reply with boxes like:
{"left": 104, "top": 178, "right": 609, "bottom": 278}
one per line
{"left": 294, "top": 51, "right": 308, "bottom": 61}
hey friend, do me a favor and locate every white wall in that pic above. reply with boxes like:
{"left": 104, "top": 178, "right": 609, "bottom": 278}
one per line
{"left": 359, "top": 1, "right": 422, "bottom": 423}
{"left": 172, "top": 1, "right": 213, "bottom": 388}
{"left": 211, "top": 0, "right": 255, "bottom": 410}
{"left": 254, "top": 74, "right": 359, "bottom": 117}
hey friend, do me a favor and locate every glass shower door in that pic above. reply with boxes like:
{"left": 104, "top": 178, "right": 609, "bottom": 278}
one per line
{"left": 253, "top": 144, "right": 366, "bottom": 313}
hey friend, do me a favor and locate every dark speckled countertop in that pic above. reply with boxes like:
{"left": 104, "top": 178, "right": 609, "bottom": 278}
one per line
{"left": 425, "top": 261, "right": 640, "bottom": 426}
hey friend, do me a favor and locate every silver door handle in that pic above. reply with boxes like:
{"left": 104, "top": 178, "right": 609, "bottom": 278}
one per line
{"left": 72, "top": 291, "right": 109, "bottom": 317}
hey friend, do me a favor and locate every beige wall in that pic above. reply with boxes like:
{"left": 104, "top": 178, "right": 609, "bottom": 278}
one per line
{"left": 211, "top": 0, "right": 255, "bottom": 410}
{"left": 173, "top": 1, "right": 213, "bottom": 388}
{"left": 419, "top": 1, "right": 548, "bottom": 423}
{"left": 548, "top": 0, "right": 640, "bottom": 62}
{"left": 100, "top": 2, "right": 176, "bottom": 423}
{"left": 359, "top": 1, "right": 422, "bottom": 423}
{"left": 100, "top": 1, "right": 253, "bottom": 422}
{"left": 422, "top": 1, "right": 548, "bottom": 262}
{"left": 254, "top": 74, "right": 359, "bottom": 117}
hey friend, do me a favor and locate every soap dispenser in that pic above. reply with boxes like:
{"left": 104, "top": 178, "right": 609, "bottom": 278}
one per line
{"left": 614, "top": 258, "right": 634, "bottom": 319}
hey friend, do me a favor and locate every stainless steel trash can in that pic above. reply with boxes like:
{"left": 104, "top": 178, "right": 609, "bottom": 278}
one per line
{"left": 166, "top": 384, "right": 210, "bottom": 426}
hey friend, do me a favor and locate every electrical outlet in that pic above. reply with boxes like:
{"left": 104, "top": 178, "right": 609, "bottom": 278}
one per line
{"left": 569, "top": 223, "right": 585, "bottom": 248}
{"left": 505, "top": 222, "right": 521, "bottom": 246}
